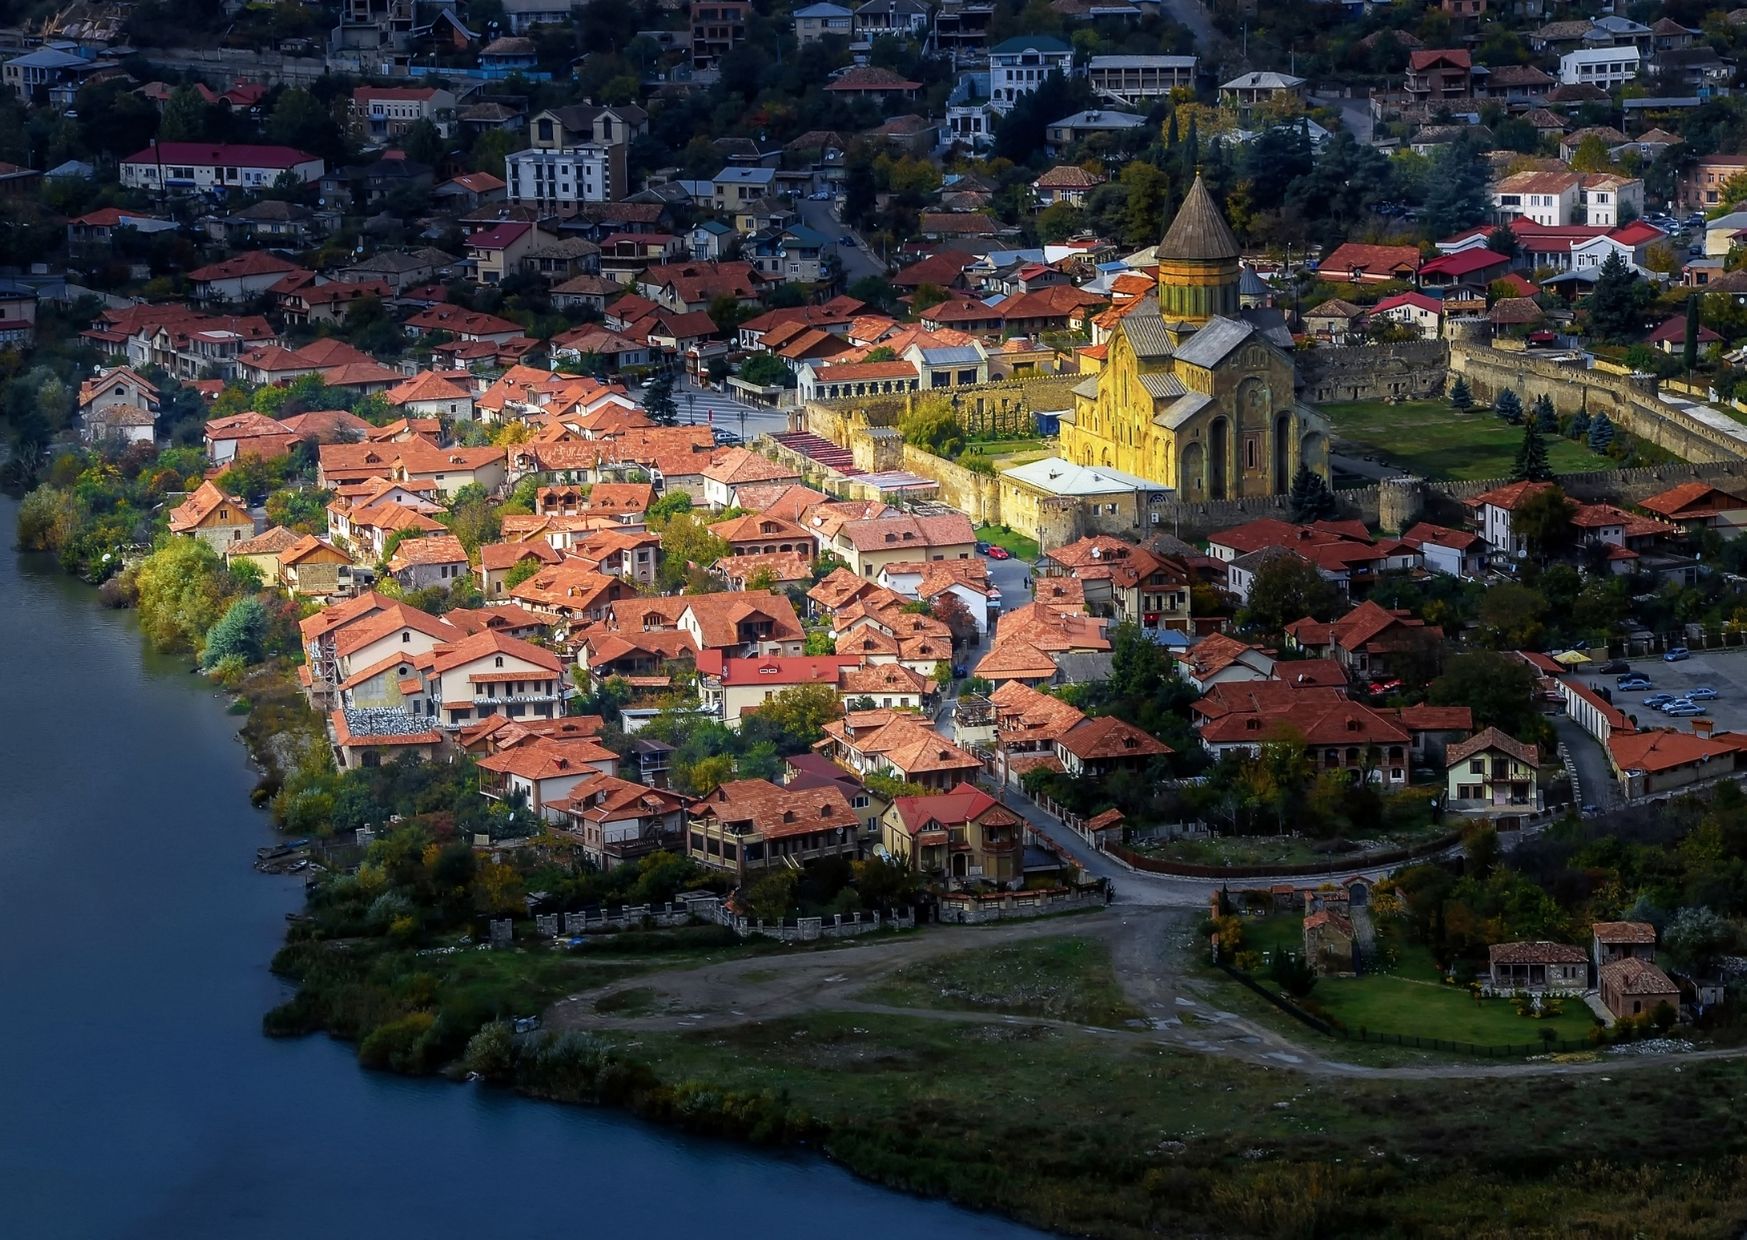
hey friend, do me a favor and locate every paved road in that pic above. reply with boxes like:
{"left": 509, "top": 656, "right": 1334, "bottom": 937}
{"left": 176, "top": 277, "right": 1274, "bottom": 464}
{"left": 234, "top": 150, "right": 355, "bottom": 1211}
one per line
{"left": 1311, "top": 93, "right": 1375, "bottom": 144}
{"left": 1552, "top": 715, "right": 1617, "bottom": 814}
{"left": 662, "top": 374, "right": 796, "bottom": 442}
{"left": 796, "top": 198, "right": 886, "bottom": 284}
{"left": 1330, "top": 451, "right": 1407, "bottom": 482}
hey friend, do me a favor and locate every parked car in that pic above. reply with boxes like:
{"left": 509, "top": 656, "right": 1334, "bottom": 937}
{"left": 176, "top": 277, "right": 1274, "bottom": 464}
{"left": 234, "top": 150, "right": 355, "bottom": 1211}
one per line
{"left": 1659, "top": 697, "right": 1694, "bottom": 712}
{"left": 1665, "top": 647, "right": 1691, "bottom": 662}
{"left": 975, "top": 540, "right": 991, "bottom": 554}
{"left": 985, "top": 545, "right": 1011, "bottom": 560}
{"left": 838, "top": 234, "right": 856, "bottom": 247}
{"left": 1644, "top": 693, "right": 1676, "bottom": 708}
{"left": 1687, "top": 686, "right": 1720, "bottom": 700}
{"left": 1664, "top": 704, "right": 1706, "bottom": 717}
{"left": 1618, "top": 674, "right": 1653, "bottom": 690}
{"left": 1598, "top": 659, "right": 1631, "bottom": 674}
{"left": 711, "top": 428, "right": 741, "bottom": 445}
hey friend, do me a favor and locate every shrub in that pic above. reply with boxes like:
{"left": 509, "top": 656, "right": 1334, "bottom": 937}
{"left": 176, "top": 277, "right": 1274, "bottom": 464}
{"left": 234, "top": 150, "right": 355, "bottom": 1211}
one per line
{"left": 463, "top": 1020, "right": 518, "bottom": 1081}
{"left": 358, "top": 1010, "right": 440, "bottom": 1073}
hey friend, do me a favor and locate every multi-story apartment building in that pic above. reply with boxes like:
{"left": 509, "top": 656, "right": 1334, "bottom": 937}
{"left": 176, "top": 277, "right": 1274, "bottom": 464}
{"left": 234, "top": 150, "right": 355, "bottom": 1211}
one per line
{"left": 691, "top": 0, "right": 752, "bottom": 68}
{"left": 1086, "top": 55, "right": 1197, "bottom": 103}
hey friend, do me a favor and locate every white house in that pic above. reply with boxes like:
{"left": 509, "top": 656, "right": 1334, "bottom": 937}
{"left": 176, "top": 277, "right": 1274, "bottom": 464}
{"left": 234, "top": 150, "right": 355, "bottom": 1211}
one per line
{"left": 1468, "top": 480, "right": 1554, "bottom": 560}
{"left": 989, "top": 35, "right": 1076, "bottom": 114}
{"left": 119, "top": 142, "right": 324, "bottom": 191}
{"left": 1492, "top": 170, "right": 1581, "bottom": 227}
{"left": 351, "top": 86, "right": 456, "bottom": 140}
{"left": 1581, "top": 174, "right": 1644, "bottom": 229}
{"left": 1369, "top": 292, "right": 1443, "bottom": 337}
{"left": 1559, "top": 47, "right": 1641, "bottom": 87}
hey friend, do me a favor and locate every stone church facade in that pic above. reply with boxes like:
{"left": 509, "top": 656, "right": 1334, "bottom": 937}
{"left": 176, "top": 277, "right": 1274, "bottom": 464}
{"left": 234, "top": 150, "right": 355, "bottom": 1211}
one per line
{"left": 1059, "top": 175, "right": 1330, "bottom": 499}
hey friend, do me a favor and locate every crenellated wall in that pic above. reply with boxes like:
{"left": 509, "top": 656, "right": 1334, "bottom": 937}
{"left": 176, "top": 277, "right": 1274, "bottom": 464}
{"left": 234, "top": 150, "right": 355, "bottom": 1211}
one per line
{"left": 1296, "top": 340, "right": 1450, "bottom": 403}
{"left": 1448, "top": 342, "right": 1747, "bottom": 464}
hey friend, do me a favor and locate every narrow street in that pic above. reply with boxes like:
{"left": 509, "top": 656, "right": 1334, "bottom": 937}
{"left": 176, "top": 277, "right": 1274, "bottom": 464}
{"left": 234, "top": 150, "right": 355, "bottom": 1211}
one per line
{"left": 796, "top": 197, "right": 887, "bottom": 283}
{"left": 1552, "top": 715, "right": 1617, "bottom": 814}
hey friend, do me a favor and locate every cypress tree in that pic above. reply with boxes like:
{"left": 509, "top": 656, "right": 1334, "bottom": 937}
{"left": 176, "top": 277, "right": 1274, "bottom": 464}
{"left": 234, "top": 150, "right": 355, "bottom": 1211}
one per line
{"left": 1495, "top": 388, "right": 1523, "bottom": 423}
{"left": 1512, "top": 419, "right": 1552, "bottom": 482}
{"left": 1533, "top": 393, "right": 1557, "bottom": 432}
{"left": 1288, "top": 464, "right": 1337, "bottom": 522}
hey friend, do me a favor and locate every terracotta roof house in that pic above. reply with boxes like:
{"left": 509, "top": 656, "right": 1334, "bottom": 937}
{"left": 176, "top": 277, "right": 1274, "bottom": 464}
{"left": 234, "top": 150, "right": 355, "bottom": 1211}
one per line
{"left": 1055, "top": 715, "right": 1171, "bottom": 776}
{"left": 825, "top": 65, "right": 922, "bottom": 97}
{"left": 701, "top": 446, "right": 803, "bottom": 509}
{"left": 1488, "top": 941, "right": 1587, "bottom": 993}
{"left": 1318, "top": 242, "right": 1422, "bottom": 284}
{"left": 1445, "top": 727, "right": 1540, "bottom": 812}
{"left": 1593, "top": 920, "right": 1658, "bottom": 975}
{"left": 815, "top": 709, "right": 982, "bottom": 791}
{"left": 1607, "top": 728, "right": 1747, "bottom": 795}
{"left": 549, "top": 774, "right": 691, "bottom": 870}
{"left": 1638, "top": 481, "right": 1747, "bottom": 533}
{"left": 688, "top": 778, "right": 862, "bottom": 878}
{"left": 882, "top": 782, "right": 1025, "bottom": 884}
{"left": 1599, "top": 956, "right": 1680, "bottom": 1021}
{"left": 167, "top": 480, "right": 253, "bottom": 549}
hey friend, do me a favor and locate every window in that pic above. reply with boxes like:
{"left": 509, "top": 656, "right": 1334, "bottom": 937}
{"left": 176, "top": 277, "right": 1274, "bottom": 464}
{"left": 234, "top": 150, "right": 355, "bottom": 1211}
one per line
{"left": 1470, "top": 758, "right": 1485, "bottom": 774}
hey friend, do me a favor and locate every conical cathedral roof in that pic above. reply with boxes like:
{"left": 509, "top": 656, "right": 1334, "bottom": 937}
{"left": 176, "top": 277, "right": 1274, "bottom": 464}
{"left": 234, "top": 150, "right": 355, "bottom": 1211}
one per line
{"left": 1158, "top": 174, "right": 1240, "bottom": 262}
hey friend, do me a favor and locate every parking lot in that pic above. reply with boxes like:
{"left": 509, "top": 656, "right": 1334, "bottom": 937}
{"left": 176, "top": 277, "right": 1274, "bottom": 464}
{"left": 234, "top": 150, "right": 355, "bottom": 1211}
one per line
{"left": 1576, "top": 648, "right": 1747, "bottom": 733}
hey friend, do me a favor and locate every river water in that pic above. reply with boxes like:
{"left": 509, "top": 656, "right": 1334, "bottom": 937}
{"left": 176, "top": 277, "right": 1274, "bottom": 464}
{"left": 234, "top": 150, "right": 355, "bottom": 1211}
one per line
{"left": 0, "top": 496, "right": 1036, "bottom": 1240}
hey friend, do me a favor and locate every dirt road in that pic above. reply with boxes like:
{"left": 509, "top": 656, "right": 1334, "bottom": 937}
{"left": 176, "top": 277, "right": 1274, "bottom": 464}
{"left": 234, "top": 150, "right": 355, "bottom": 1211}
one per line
{"left": 547, "top": 909, "right": 1747, "bottom": 1080}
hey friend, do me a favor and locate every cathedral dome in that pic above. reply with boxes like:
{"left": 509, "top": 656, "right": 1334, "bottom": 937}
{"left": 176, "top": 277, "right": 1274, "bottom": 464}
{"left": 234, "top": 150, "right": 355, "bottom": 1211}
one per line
{"left": 1159, "top": 174, "right": 1240, "bottom": 263}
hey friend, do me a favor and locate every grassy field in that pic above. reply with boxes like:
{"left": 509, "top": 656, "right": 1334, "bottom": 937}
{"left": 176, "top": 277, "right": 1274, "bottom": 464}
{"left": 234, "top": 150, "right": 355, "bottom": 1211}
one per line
{"left": 1319, "top": 399, "right": 1610, "bottom": 482}
{"left": 976, "top": 524, "right": 1040, "bottom": 561}
{"left": 609, "top": 1010, "right": 1747, "bottom": 1239}
{"left": 855, "top": 935, "right": 1144, "bottom": 1028}
{"left": 1232, "top": 920, "right": 1594, "bottom": 1049}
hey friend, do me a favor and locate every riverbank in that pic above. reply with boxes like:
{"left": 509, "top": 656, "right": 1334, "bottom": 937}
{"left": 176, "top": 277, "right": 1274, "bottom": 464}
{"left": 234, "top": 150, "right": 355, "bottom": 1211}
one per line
{"left": 3, "top": 495, "right": 1037, "bottom": 1240}
{"left": 21, "top": 507, "right": 1747, "bottom": 1240}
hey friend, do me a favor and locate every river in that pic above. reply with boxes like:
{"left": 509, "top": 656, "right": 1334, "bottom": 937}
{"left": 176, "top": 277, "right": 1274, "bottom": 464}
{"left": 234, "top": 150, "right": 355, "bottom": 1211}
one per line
{"left": 0, "top": 495, "right": 1037, "bottom": 1240}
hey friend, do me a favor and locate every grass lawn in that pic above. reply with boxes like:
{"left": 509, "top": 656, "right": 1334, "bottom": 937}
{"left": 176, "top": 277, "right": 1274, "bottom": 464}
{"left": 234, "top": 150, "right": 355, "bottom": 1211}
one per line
{"left": 611, "top": 1010, "right": 1747, "bottom": 1239}
{"left": 1227, "top": 922, "right": 1596, "bottom": 1050}
{"left": 1309, "top": 969, "right": 1593, "bottom": 1050}
{"left": 1319, "top": 399, "right": 1610, "bottom": 482}
{"left": 1236, "top": 913, "right": 1304, "bottom": 963}
{"left": 855, "top": 935, "right": 1143, "bottom": 1028}
{"left": 962, "top": 437, "right": 1050, "bottom": 457}
{"left": 976, "top": 524, "right": 1040, "bottom": 561}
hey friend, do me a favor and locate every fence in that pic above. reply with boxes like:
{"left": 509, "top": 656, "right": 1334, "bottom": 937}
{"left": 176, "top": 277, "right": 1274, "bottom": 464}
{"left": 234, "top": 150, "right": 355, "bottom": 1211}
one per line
{"left": 1215, "top": 963, "right": 1598, "bottom": 1058}
{"left": 557, "top": 901, "right": 710, "bottom": 935}
{"left": 711, "top": 904, "right": 916, "bottom": 943}
{"left": 936, "top": 882, "right": 1108, "bottom": 924}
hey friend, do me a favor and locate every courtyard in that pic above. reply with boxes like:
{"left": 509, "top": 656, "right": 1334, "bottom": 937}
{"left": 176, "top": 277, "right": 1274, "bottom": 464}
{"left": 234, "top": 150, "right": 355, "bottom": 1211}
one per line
{"left": 1320, "top": 399, "right": 1612, "bottom": 483}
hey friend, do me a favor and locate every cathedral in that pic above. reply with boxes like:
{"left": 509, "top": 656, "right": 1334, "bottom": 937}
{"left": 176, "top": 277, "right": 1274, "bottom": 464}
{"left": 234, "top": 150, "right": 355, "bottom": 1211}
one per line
{"left": 1059, "top": 175, "right": 1330, "bottom": 500}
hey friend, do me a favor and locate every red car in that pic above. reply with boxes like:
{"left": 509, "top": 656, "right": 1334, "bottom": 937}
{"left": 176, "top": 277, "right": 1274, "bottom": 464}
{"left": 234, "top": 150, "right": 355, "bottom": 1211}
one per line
{"left": 985, "top": 545, "right": 1011, "bottom": 560}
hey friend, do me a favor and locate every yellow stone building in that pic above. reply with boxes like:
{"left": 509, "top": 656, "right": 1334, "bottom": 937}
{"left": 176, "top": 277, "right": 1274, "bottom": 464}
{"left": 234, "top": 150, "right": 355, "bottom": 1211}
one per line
{"left": 1060, "top": 175, "right": 1329, "bottom": 499}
